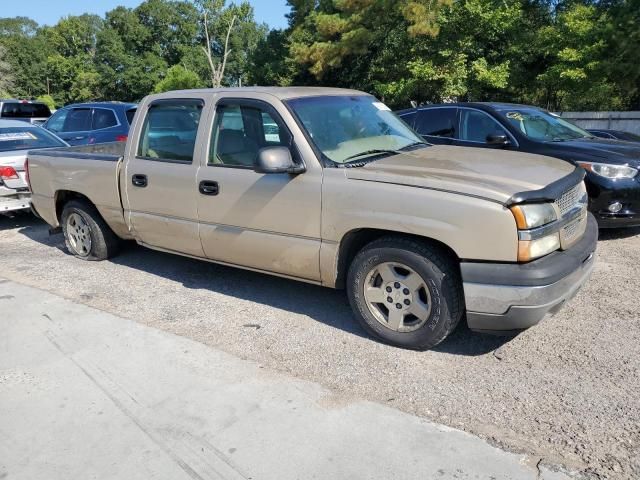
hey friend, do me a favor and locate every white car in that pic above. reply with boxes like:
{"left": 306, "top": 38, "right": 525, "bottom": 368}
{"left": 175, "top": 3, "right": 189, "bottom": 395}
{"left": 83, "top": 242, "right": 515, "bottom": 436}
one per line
{"left": 0, "top": 119, "right": 67, "bottom": 215}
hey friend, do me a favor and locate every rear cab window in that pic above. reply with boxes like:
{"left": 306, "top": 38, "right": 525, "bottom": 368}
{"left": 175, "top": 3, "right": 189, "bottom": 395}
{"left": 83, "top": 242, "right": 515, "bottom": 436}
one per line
{"left": 137, "top": 99, "right": 203, "bottom": 163}
{"left": 1, "top": 102, "right": 51, "bottom": 119}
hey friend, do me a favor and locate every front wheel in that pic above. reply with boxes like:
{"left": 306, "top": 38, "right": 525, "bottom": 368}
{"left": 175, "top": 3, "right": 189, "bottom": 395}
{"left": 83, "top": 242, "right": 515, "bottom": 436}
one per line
{"left": 61, "top": 200, "right": 120, "bottom": 261}
{"left": 347, "top": 237, "right": 464, "bottom": 350}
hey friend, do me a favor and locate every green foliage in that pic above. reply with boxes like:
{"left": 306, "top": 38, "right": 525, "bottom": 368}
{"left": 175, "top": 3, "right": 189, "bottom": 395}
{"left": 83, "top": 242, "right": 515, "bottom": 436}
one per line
{"left": 0, "top": 0, "right": 638, "bottom": 110}
{"left": 36, "top": 94, "right": 56, "bottom": 110}
{"left": 153, "top": 65, "right": 203, "bottom": 92}
{"left": 278, "top": 0, "right": 640, "bottom": 111}
{"left": 0, "top": 0, "right": 267, "bottom": 103}
{"left": 0, "top": 44, "right": 14, "bottom": 96}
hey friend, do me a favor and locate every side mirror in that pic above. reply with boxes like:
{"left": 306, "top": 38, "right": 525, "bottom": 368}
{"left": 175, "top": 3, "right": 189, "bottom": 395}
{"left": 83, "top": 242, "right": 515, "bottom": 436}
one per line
{"left": 486, "top": 133, "right": 510, "bottom": 146}
{"left": 254, "top": 146, "right": 305, "bottom": 174}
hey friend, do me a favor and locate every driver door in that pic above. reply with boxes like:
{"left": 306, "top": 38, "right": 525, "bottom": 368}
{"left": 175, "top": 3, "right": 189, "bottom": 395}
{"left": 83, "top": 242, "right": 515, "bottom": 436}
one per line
{"left": 454, "top": 108, "right": 515, "bottom": 149}
{"left": 196, "top": 97, "right": 322, "bottom": 281}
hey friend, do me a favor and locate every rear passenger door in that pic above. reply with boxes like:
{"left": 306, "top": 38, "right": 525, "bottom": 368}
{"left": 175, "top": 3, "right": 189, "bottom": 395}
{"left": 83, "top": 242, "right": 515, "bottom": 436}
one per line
{"left": 413, "top": 107, "right": 457, "bottom": 144}
{"left": 123, "top": 97, "right": 206, "bottom": 256}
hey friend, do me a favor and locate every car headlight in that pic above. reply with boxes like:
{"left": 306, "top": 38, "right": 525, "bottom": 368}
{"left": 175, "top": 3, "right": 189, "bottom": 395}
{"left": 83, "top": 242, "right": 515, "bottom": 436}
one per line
{"left": 510, "top": 203, "right": 557, "bottom": 229}
{"left": 578, "top": 162, "right": 638, "bottom": 179}
{"left": 517, "top": 233, "right": 561, "bottom": 262}
{"left": 510, "top": 202, "right": 561, "bottom": 261}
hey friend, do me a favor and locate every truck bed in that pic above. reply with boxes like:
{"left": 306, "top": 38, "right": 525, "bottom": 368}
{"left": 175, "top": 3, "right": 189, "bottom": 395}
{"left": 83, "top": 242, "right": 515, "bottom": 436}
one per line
{"left": 28, "top": 142, "right": 132, "bottom": 239}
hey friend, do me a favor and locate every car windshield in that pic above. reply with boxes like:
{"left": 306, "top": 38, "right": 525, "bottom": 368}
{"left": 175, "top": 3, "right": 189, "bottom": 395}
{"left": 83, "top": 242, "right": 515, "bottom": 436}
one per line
{"left": 0, "top": 126, "right": 66, "bottom": 152}
{"left": 497, "top": 108, "right": 591, "bottom": 141}
{"left": 285, "top": 95, "right": 425, "bottom": 164}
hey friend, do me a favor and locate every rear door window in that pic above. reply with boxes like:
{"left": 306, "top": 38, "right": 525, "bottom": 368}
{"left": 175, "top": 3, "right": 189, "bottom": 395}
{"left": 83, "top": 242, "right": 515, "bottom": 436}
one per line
{"left": 137, "top": 99, "right": 203, "bottom": 163}
{"left": 62, "top": 108, "right": 92, "bottom": 132}
{"left": 1, "top": 102, "right": 51, "bottom": 119}
{"left": 92, "top": 108, "right": 118, "bottom": 130}
{"left": 415, "top": 108, "right": 457, "bottom": 138}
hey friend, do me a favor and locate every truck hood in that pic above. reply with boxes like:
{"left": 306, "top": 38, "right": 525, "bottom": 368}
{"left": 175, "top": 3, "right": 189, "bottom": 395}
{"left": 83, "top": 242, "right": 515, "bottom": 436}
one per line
{"left": 344, "top": 145, "right": 576, "bottom": 204}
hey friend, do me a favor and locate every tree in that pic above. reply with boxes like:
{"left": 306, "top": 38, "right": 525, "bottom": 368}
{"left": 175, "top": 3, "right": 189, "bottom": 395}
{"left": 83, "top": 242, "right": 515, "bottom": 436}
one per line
{"left": 248, "top": 29, "right": 295, "bottom": 85}
{"left": 197, "top": 0, "right": 267, "bottom": 87}
{"left": 0, "top": 17, "right": 51, "bottom": 98}
{"left": 153, "top": 64, "right": 203, "bottom": 92}
{"left": 36, "top": 94, "right": 56, "bottom": 110}
{"left": 0, "top": 44, "right": 14, "bottom": 96}
{"left": 201, "top": 8, "right": 236, "bottom": 87}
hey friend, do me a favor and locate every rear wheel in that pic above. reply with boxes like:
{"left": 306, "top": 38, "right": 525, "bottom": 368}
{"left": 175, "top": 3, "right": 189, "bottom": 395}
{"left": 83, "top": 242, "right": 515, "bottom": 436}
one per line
{"left": 347, "top": 237, "right": 464, "bottom": 350}
{"left": 61, "top": 200, "right": 120, "bottom": 261}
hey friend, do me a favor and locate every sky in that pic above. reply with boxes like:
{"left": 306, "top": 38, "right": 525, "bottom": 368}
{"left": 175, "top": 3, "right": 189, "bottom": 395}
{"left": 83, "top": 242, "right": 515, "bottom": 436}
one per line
{"left": 0, "top": 0, "right": 290, "bottom": 29}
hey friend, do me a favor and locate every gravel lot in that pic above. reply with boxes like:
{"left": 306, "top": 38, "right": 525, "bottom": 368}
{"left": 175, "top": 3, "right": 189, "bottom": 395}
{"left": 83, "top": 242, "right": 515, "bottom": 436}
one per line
{"left": 1, "top": 213, "right": 639, "bottom": 479}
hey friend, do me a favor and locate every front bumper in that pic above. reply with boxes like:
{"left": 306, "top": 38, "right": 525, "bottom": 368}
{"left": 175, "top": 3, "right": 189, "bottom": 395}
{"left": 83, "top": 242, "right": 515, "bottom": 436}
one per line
{"left": 586, "top": 172, "right": 640, "bottom": 228}
{"left": 461, "top": 213, "right": 598, "bottom": 333}
{"left": 0, "top": 192, "right": 31, "bottom": 213}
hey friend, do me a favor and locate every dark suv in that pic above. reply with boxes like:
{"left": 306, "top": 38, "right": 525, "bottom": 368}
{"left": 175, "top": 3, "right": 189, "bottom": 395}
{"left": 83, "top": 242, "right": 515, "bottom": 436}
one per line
{"left": 397, "top": 103, "right": 640, "bottom": 228}
{"left": 43, "top": 102, "right": 137, "bottom": 146}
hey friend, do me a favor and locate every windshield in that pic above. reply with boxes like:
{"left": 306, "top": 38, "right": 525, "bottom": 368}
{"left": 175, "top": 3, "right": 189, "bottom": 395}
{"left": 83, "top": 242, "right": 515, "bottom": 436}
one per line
{"left": 285, "top": 95, "right": 425, "bottom": 164}
{"left": 0, "top": 126, "right": 66, "bottom": 152}
{"left": 497, "top": 108, "right": 591, "bottom": 141}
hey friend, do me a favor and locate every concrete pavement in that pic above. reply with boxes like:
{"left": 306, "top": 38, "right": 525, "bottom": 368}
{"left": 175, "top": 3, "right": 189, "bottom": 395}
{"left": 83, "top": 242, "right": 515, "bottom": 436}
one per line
{"left": 0, "top": 278, "right": 571, "bottom": 480}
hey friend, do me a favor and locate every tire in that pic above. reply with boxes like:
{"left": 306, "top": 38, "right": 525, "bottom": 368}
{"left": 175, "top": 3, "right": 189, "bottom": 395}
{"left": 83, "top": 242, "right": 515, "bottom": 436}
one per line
{"left": 61, "top": 199, "right": 120, "bottom": 261}
{"left": 347, "top": 236, "right": 464, "bottom": 350}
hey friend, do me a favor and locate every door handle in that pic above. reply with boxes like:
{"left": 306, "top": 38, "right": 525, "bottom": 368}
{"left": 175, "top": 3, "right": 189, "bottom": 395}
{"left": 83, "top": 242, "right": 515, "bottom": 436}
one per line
{"left": 132, "top": 174, "right": 148, "bottom": 187}
{"left": 199, "top": 180, "right": 219, "bottom": 196}
{"left": 73, "top": 136, "right": 86, "bottom": 140}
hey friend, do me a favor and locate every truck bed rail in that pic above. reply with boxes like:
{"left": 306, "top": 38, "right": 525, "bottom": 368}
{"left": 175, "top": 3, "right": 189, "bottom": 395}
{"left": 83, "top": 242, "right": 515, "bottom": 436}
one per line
{"left": 28, "top": 142, "right": 125, "bottom": 162}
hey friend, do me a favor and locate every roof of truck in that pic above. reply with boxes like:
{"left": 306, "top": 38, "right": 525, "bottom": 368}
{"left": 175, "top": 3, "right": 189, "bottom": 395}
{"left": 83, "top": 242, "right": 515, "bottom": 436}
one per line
{"left": 152, "top": 87, "right": 370, "bottom": 101}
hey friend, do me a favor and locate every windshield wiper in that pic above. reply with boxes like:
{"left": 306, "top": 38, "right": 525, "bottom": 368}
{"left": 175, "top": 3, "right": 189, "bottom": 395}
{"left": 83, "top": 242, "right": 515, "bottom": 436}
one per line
{"left": 343, "top": 149, "right": 400, "bottom": 162}
{"left": 399, "top": 141, "right": 430, "bottom": 150}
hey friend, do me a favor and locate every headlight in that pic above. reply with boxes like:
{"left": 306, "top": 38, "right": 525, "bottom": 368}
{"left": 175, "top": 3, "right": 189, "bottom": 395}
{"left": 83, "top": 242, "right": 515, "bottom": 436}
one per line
{"left": 578, "top": 162, "right": 638, "bottom": 179}
{"left": 518, "top": 233, "right": 561, "bottom": 262}
{"left": 510, "top": 203, "right": 557, "bottom": 229}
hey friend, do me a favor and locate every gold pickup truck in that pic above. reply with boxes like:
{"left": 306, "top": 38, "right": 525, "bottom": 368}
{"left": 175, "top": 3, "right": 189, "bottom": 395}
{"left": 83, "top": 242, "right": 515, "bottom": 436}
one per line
{"left": 26, "top": 88, "right": 597, "bottom": 350}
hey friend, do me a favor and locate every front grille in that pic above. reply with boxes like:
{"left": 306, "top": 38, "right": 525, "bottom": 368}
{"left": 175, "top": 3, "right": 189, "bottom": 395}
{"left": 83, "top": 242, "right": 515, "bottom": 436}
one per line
{"left": 561, "top": 217, "right": 585, "bottom": 246}
{"left": 557, "top": 183, "right": 582, "bottom": 216}
{"left": 556, "top": 181, "right": 588, "bottom": 249}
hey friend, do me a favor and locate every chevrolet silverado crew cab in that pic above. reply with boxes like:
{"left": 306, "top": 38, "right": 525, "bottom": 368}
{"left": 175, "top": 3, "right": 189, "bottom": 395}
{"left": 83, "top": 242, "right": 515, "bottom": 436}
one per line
{"left": 27, "top": 88, "right": 597, "bottom": 350}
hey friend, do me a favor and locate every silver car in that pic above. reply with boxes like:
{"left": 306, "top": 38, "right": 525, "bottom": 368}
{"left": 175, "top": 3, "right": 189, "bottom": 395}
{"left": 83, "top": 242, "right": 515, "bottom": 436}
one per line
{"left": 0, "top": 119, "right": 67, "bottom": 215}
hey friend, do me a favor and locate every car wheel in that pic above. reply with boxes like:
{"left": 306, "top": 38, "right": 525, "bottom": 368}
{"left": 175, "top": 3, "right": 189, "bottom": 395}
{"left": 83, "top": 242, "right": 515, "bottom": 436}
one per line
{"left": 347, "top": 236, "right": 464, "bottom": 350}
{"left": 61, "top": 200, "right": 120, "bottom": 261}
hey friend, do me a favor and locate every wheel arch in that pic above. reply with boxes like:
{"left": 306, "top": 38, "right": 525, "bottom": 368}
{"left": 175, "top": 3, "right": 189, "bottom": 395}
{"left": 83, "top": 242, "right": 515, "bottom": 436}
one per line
{"left": 334, "top": 228, "right": 461, "bottom": 290}
{"left": 55, "top": 190, "right": 95, "bottom": 223}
